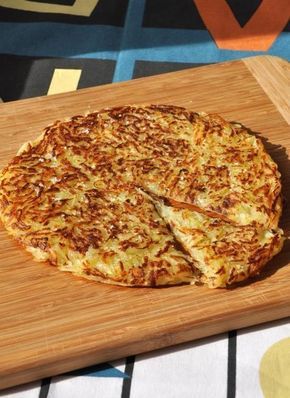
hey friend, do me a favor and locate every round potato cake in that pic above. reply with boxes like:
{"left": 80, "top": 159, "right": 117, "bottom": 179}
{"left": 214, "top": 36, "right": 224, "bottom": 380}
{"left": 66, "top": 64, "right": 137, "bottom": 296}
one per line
{"left": 0, "top": 105, "right": 284, "bottom": 287}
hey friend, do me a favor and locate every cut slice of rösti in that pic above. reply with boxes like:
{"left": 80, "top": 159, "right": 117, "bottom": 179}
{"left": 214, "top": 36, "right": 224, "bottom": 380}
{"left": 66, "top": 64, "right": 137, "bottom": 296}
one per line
{"left": 150, "top": 194, "right": 284, "bottom": 287}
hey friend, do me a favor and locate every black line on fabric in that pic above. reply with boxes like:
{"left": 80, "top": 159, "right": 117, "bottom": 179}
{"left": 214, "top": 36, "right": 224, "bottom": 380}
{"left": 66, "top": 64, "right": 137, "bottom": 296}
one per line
{"left": 121, "top": 356, "right": 135, "bottom": 398}
{"left": 33, "top": 0, "right": 74, "bottom": 5}
{"left": 227, "top": 330, "right": 237, "bottom": 398}
{"left": 39, "top": 377, "right": 51, "bottom": 398}
{"left": 132, "top": 60, "right": 209, "bottom": 79}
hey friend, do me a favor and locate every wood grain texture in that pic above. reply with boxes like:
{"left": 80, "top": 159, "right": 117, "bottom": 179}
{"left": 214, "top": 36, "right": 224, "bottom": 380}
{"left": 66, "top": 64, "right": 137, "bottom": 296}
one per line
{"left": 244, "top": 56, "right": 290, "bottom": 124}
{"left": 0, "top": 56, "right": 289, "bottom": 390}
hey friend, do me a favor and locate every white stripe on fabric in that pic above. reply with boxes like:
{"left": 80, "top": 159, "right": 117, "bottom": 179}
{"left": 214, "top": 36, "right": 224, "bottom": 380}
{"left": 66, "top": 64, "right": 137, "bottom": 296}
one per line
{"left": 130, "top": 334, "right": 228, "bottom": 398}
{"left": 47, "top": 360, "right": 126, "bottom": 398}
{"left": 236, "top": 318, "right": 290, "bottom": 398}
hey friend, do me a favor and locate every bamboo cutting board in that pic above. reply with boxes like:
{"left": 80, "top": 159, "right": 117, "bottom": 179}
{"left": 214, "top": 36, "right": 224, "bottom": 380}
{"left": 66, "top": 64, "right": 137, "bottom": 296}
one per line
{"left": 0, "top": 56, "right": 289, "bottom": 390}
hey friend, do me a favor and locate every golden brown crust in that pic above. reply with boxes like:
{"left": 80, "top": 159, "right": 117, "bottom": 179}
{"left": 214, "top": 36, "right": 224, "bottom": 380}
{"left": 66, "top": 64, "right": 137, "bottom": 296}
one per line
{"left": 149, "top": 194, "right": 284, "bottom": 288}
{"left": 0, "top": 105, "right": 284, "bottom": 288}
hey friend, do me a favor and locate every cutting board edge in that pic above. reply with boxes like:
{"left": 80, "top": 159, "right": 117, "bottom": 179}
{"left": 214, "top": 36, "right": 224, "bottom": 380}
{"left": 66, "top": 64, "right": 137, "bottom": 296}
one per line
{"left": 243, "top": 55, "right": 290, "bottom": 124}
{"left": 0, "top": 55, "right": 285, "bottom": 111}
{"left": 1, "top": 299, "right": 290, "bottom": 390}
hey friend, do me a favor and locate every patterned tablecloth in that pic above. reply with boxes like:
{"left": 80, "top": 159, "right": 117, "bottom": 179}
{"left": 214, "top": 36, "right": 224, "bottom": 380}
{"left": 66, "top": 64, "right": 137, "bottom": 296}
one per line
{"left": 0, "top": 1, "right": 289, "bottom": 397}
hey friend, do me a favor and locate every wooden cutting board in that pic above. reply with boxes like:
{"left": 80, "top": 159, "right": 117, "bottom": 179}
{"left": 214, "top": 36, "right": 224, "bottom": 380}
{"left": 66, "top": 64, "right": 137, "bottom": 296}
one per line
{"left": 0, "top": 56, "right": 289, "bottom": 390}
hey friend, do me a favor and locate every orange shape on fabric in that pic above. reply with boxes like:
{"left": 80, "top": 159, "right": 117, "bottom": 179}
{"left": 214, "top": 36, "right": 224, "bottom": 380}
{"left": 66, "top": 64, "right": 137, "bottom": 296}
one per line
{"left": 194, "top": 0, "right": 290, "bottom": 51}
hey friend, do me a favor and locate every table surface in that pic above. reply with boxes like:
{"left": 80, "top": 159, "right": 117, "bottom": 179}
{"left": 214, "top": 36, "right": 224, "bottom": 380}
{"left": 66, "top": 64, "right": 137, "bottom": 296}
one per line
{"left": 0, "top": 1, "right": 289, "bottom": 398}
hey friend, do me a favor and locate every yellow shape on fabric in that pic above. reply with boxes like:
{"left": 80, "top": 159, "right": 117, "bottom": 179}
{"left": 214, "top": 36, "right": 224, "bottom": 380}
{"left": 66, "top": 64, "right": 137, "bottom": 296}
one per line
{"left": 47, "top": 68, "right": 82, "bottom": 96}
{"left": 259, "top": 338, "right": 290, "bottom": 398}
{"left": 0, "top": 0, "right": 99, "bottom": 16}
